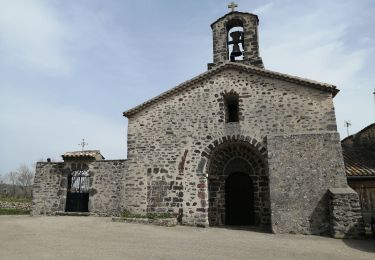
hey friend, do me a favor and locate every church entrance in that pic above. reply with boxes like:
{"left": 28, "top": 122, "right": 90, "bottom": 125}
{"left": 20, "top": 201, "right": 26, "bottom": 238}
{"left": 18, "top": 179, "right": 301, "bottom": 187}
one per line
{"left": 65, "top": 170, "right": 89, "bottom": 212}
{"left": 207, "top": 139, "right": 270, "bottom": 228}
{"left": 225, "top": 173, "right": 254, "bottom": 225}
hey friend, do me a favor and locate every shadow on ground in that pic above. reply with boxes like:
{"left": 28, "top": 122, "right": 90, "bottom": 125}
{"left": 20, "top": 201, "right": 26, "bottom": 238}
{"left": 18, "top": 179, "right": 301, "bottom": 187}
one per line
{"left": 343, "top": 235, "right": 375, "bottom": 253}
{"left": 213, "top": 225, "right": 271, "bottom": 233}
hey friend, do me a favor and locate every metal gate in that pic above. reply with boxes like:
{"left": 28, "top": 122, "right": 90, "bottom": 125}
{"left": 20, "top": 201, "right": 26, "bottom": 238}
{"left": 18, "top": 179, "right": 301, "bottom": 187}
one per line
{"left": 65, "top": 170, "right": 90, "bottom": 212}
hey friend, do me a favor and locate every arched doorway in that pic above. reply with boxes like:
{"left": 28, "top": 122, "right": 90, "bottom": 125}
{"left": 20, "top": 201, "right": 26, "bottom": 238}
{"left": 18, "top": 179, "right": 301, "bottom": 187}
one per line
{"left": 206, "top": 139, "right": 270, "bottom": 228}
{"left": 225, "top": 172, "right": 254, "bottom": 225}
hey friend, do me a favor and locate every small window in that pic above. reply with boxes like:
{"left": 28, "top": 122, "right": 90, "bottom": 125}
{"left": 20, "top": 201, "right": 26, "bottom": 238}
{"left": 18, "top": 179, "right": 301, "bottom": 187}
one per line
{"left": 225, "top": 94, "right": 239, "bottom": 122}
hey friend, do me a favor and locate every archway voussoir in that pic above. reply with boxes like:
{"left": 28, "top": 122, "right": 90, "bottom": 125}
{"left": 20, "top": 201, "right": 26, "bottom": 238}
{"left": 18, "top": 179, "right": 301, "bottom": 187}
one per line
{"left": 205, "top": 135, "right": 270, "bottom": 228}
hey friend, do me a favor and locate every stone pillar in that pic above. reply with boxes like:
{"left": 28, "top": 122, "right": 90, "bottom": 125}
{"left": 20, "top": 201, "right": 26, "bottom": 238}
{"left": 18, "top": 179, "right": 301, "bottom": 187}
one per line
{"left": 328, "top": 188, "right": 365, "bottom": 239}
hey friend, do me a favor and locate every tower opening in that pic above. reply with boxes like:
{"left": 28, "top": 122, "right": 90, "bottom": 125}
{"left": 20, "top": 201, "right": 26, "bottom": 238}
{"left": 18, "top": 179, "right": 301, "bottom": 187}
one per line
{"left": 227, "top": 19, "right": 244, "bottom": 61}
{"left": 210, "top": 10, "right": 264, "bottom": 68}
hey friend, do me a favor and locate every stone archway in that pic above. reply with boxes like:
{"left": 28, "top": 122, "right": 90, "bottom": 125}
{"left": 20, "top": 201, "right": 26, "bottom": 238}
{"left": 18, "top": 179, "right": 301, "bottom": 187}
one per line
{"left": 203, "top": 136, "right": 270, "bottom": 227}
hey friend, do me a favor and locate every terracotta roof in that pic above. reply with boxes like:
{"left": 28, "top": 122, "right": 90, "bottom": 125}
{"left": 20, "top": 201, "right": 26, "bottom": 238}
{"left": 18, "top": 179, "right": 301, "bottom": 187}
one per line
{"left": 342, "top": 146, "right": 375, "bottom": 177}
{"left": 123, "top": 62, "right": 339, "bottom": 117}
{"left": 62, "top": 150, "right": 105, "bottom": 161}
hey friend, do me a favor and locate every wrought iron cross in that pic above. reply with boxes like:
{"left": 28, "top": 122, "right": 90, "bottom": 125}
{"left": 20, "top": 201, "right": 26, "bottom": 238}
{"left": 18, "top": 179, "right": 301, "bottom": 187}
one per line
{"left": 78, "top": 138, "right": 88, "bottom": 151}
{"left": 228, "top": 2, "right": 238, "bottom": 12}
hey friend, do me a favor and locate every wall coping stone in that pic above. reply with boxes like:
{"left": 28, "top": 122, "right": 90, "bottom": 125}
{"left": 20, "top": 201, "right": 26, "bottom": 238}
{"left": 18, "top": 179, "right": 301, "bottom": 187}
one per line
{"left": 329, "top": 187, "right": 358, "bottom": 195}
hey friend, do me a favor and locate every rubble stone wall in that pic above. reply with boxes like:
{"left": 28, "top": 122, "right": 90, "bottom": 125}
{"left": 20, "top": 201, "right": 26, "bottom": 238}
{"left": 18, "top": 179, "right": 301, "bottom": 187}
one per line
{"left": 32, "top": 160, "right": 126, "bottom": 216}
{"left": 0, "top": 201, "right": 31, "bottom": 210}
{"left": 267, "top": 132, "right": 349, "bottom": 235}
{"left": 124, "top": 68, "right": 338, "bottom": 227}
{"left": 329, "top": 188, "right": 365, "bottom": 239}
{"left": 32, "top": 162, "right": 64, "bottom": 215}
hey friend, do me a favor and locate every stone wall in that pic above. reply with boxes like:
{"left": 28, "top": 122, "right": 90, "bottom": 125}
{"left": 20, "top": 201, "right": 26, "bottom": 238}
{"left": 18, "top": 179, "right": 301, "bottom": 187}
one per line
{"left": 89, "top": 160, "right": 126, "bottom": 216}
{"left": 0, "top": 201, "right": 31, "bottom": 210}
{"left": 329, "top": 188, "right": 365, "bottom": 239}
{"left": 267, "top": 132, "right": 348, "bottom": 235}
{"left": 32, "top": 162, "right": 64, "bottom": 215}
{"left": 124, "top": 67, "right": 338, "bottom": 227}
{"left": 32, "top": 160, "right": 126, "bottom": 216}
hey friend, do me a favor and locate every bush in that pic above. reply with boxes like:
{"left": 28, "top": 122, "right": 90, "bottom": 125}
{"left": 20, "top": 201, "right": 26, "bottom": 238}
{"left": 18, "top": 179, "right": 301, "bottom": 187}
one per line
{"left": 0, "top": 208, "right": 31, "bottom": 215}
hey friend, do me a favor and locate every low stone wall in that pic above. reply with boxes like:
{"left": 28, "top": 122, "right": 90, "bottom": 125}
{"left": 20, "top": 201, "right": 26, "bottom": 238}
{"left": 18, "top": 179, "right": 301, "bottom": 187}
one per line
{"left": 112, "top": 217, "right": 177, "bottom": 227}
{"left": 329, "top": 188, "right": 365, "bottom": 239}
{"left": 0, "top": 201, "right": 31, "bottom": 210}
{"left": 32, "top": 160, "right": 126, "bottom": 216}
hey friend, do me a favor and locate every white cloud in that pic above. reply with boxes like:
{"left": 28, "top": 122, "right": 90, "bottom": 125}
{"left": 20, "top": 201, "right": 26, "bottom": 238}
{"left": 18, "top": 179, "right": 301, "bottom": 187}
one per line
{"left": 262, "top": 13, "right": 369, "bottom": 86}
{"left": 0, "top": 88, "right": 126, "bottom": 175}
{"left": 0, "top": 0, "right": 70, "bottom": 74}
{"left": 257, "top": 1, "right": 374, "bottom": 138}
{"left": 254, "top": 2, "right": 274, "bottom": 15}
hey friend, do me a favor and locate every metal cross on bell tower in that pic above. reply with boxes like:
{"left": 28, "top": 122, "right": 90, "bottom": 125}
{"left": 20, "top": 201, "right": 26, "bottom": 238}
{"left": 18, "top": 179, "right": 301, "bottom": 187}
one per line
{"left": 78, "top": 138, "right": 88, "bottom": 151}
{"left": 228, "top": 2, "right": 238, "bottom": 12}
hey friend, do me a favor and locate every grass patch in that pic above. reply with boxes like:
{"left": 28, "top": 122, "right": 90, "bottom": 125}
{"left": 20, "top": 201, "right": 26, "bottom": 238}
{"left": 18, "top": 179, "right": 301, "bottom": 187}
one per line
{"left": 0, "top": 208, "right": 31, "bottom": 215}
{"left": 0, "top": 196, "right": 32, "bottom": 203}
{"left": 121, "top": 210, "right": 172, "bottom": 219}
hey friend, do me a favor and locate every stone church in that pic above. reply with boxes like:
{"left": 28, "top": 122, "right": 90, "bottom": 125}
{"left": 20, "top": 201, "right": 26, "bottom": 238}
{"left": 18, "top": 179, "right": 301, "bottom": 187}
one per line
{"left": 32, "top": 7, "right": 364, "bottom": 238}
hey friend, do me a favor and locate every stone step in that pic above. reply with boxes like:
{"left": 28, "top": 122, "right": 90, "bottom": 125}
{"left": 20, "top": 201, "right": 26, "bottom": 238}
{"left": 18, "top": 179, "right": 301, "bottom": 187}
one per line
{"left": 55, "top": 211, "right": 90, "bottom": 216}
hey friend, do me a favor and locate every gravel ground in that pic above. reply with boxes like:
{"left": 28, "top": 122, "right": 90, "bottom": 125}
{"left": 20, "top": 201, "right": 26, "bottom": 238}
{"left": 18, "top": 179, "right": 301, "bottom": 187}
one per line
{"left": 0, "top": 216, "right": 373, "bottom": 260}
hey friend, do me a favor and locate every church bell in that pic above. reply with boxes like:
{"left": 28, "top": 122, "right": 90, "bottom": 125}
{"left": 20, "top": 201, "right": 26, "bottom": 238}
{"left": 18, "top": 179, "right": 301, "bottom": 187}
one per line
{"left": 229, "top": 31, "right": 243, "bottom": 59}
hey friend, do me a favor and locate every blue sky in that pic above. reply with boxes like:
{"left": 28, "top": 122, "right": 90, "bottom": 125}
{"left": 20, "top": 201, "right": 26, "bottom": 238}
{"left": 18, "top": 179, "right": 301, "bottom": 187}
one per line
{"left": 0, "top": 0, "right": 374, "bottom": 176}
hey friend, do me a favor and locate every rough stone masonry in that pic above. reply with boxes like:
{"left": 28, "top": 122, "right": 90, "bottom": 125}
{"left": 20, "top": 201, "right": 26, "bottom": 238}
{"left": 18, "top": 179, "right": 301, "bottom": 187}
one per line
{"left": 32, "top": 8, "right": 364, "bottom": 238}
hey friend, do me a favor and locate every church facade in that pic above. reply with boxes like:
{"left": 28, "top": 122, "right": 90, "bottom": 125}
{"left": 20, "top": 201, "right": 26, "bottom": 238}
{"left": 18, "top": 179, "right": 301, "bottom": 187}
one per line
{"left": 32, "top": 9, "right": 364, "bottom": 238}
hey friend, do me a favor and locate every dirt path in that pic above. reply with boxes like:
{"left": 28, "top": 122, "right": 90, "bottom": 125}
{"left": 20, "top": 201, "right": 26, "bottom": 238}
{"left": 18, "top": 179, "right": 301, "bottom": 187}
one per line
{"left": 0, "top": 216, "right": 373, "bottom": 260}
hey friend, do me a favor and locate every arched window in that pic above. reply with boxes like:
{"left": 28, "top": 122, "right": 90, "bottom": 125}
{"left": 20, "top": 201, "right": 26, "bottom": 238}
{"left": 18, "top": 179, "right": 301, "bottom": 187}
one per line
{"left": 224, "top": 93, "right": 239, "bottom": 122}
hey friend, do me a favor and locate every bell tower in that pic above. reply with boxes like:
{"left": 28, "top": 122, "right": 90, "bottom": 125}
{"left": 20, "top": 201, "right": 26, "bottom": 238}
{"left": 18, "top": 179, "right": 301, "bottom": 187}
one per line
{"left": 208, "top": 3, "right": 264, "bottom": 69}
